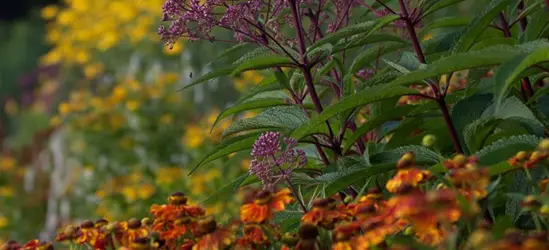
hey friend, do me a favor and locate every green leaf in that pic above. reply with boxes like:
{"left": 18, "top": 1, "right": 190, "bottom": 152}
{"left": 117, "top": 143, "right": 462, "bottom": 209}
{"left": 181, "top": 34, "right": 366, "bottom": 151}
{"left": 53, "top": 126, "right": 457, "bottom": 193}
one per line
{"left": 291, "top": 85, "right": 418, "bottom": 139}
{"left": 189, "top": 133, "right": 260, "bottom": 174}
{"left": 273, "top": 210, "right": 303, "bottom": 232}
{"left": 419, "top": 17, "right": 471, "bottom": 37}
{"left": 524, "top": 8, "right": 549, "bottom": 42}
{"left": 274, "top": 69, "right": 292, "bottom": 90}
{"left": 236, "top": 82, "right": 284, "bottom": 104}
{"left": 493, "top": 46, "right": 549, "bottom": 112}
{"left": 313, "top": 61, "right": 336, "bottom": 84}
{"left": 232, "top": 55, "right": 295, "bottom": 75}
{"left": 474, "top": 134, "right": 542, "bottom": 165}
{"left": 223, "top": 106, "right": 308, "bottom": 138}
{"left": 469, "top": 37, "right": 518, "bottom": 51}
{"left": 452, "top": 0, "right": 510, "bottom": 53}
{"left": 180, "top": 66, "right": 235, "bottom": 90}
{"left": 356, "top": 69, "right": 400, "bottom": 90}
{"left": 422, "top": 0, "right": 466, "bottom": 19}
{"left": 463, "top": 118, "right": 501, "bottom": 153}
{"left": 386, "top": 45, "right": 522, "bottom": 87}
{"left": 451, "top": 93, "right": 494, "bottom": 154}
{"left": 349, "top": 42, "right": 407, "bottom": 74}
{"left": 202, "top": 174, "right": 250, "bottom": 205}
{"left": 343, "top": 105, "right": 416, "bottom": 152}
{"left": 369, "top": 145, "right": 444, "bottom": 165}
{"left": 207, "top": 43, "right": 253, "bottom": 66}
{"left": 212, "top": 99, "right": 289, "bottom": 130}
{"left": 515, "top": 0, "right": 543, "bottom": 24}
{"left": 486, "top": 96, "right": 545, "bottom": 135}
{"left": 308, "top": 14, "right": 399, "bottom": 52}
{"left": 319, "top": 163, "right": 395, "bottom": 196}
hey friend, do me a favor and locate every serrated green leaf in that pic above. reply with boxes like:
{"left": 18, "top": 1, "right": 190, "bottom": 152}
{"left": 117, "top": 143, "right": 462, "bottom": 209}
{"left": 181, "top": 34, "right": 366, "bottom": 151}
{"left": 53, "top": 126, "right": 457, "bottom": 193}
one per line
{"left": 349, "top": 43, "right": 407, "bottom": 75}
{"left": 419, "top": 17, "right": 471, "bottom": 38}
{"left": 180, "top": 66, "right": 235, "bottom": 90}
{"left": 320, "top": 163, "right": 395, "bottom": 196}
{"left": 469, "top": 37, "right": 518, "bottom": 51}
{"left": 343, "top": 105, "right": 416, "bottom": 153}
{"left": 485, "top": 96, "right": 545, "bottom": 135}
{"left": 451, "top": 94, "right": 494, "bottom": 153}
{"left": 386, "top": 45, "right": 522, "bottom": 87}
{"left": 232, "top": 55, "right": 295, "bottom": 75}
{"left": 212, "top": 99, "right": 289, "bottom": 130}
{"left": 223, "top": 106, "right": 308, "bottom": 138}
{"left": 369, "top": 145, "right": 444, "bottom": 165}
{"left": 464, "top": 118, "right": 501, "bottom": 153}
{"left": 189, "top": 133, "right": 260, "bottom": 174}
{"left": 474, "top": 134, "right": 542, "bottom": 165}
{"left": 452, "top": 0, "right": 510, "bottom": 53}
{"left": 493, "top": 46, "right": 549, "bottom": 112}
{"left": 236, "top": 82, "right": 284, "bottom": 104}
{"left": 291, "top": 85, "right": 418, "bottom": 139}
{"left": 308, "top": 14, "right": 399, "bottom": 52}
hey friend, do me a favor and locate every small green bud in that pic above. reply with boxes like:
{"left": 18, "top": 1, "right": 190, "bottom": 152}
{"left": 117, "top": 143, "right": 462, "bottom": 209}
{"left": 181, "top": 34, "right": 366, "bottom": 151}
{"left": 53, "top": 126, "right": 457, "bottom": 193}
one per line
{"left": 422, "top": 134, "right": 436, "bottom": 147}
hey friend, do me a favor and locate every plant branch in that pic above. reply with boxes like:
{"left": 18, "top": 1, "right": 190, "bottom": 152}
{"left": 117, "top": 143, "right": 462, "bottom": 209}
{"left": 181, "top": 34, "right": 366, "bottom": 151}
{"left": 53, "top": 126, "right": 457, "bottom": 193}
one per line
{"left": 375, "top": 0, "right": 397, "bottom": 14}
{"left": 397, "top": 0, "right": 463, "bottom": 153}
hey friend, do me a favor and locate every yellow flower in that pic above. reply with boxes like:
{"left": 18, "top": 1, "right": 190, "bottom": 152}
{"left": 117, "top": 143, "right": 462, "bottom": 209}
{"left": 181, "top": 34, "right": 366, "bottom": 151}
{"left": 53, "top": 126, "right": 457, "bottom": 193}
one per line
{"left": 164, "top": 41, "right": 184, "bottom": 55}
{"left": 0, "top": 187, "right": 14, "bottom": 197}
{"left": 0, "top": 216, "right": 8, "bottom": 228}
{"left": 240, "top": 159, "right": 251, "bottom": 171}
{"left": 160, "top": 114, "right": 174, "bottom": 125}
{"left": 156, "top": 167, "right": 183, "bottom": 186}
{"left": 50, "top": 116, "right": 62, "bottom": 127}
{"left": 111, "top": 86, "right": 127, "bottom": 103}
{"left": 423, "top": 33, "right": 433, "bottom": 41}
{"left": 122, "top": 186, "right": 137, "bottom": 202}
{"left": 58, "top": 102, "right": 71, "bottom": 115}
{"left": 126, "top": 100, "right": 140, "bottom": 111}
{"left": 4, "top": 100, "right": 18, "bottom": 116}
{"left": 83, "top": 63, "right": 104, "bottom": 79}
{"left": 184, "top": 125, "right": 204, "bottom": 149}
{"left": 138, "top": 184, "right": 155, "bottom": 199}
{"left": 0, "top": 156, "right": 16, "bottom": 171}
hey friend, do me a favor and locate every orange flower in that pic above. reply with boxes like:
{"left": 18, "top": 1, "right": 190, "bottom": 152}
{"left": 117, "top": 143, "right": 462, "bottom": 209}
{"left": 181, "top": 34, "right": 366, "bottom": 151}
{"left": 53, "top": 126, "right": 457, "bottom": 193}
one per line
{"left": 301, "top": 198, "right": 346, "bottom": 229}
{"left": 415, "top": 226, "right": 452, "bottom": 246}
{"left": 192, "top": 217, "right": 233, "bottom": 250}
{"left": 448, "top": 167, "right": 490, "bottom": 200}
{"left": 240, "top": 188, "right": 293, "bottom": 223}
{"left": 22, "top": 240, "right": 53, "bottom": 250}
{"left": 385, "top": 168, "right": 431, "bottom": 193}
{"left": 234, "top": 224, "right": 269, "bottom": 249}
{"left": 120, "top": 219, "right": 149, "bottom": 246}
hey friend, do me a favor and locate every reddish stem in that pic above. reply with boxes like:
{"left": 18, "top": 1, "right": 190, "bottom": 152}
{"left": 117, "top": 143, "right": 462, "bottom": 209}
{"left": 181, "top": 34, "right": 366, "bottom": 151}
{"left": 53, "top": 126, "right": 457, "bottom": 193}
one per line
{"left": 397, "top": 0, "right": 463, "bottom": 153}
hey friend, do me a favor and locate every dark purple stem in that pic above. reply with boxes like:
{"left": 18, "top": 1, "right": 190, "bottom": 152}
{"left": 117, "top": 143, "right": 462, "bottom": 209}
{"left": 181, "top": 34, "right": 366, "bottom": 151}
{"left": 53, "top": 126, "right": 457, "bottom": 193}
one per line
{"left": 397, "top": 0, "right": 463, "bottom": 153}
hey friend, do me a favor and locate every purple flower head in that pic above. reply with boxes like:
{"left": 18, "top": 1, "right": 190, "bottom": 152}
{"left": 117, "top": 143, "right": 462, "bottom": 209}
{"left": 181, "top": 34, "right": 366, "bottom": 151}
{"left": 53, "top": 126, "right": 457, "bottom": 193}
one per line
{"left": 252, "top": 131, "right": 281, "bottom": 157}
{"left": 249, "top": 132, "right": 308, "bottom": 189}
{"left": 357, "top": 68, "right": 375, "bottom": 80}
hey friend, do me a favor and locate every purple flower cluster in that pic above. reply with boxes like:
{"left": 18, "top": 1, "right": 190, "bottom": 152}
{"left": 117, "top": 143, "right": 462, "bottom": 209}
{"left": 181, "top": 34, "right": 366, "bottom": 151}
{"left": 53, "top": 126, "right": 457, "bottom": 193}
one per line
{"left": 249, "top": 132, "right": 307, "bottom": 190}
{"left": 159, "top": 0, "right": 216, "bottom": 43}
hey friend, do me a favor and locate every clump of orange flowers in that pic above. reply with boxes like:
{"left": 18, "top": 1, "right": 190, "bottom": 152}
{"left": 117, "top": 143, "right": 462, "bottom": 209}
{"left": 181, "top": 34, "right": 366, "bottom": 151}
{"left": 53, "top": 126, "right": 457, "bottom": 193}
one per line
{"left": 6, "top": 142, "right": 549, "bottom": 249}
{"left": 508, "top": 139, "right": 549, "bottom": 169}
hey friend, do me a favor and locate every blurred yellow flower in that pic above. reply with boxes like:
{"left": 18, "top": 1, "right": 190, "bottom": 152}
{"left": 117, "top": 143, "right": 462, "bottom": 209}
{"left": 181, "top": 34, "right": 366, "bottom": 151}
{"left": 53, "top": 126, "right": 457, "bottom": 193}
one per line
{"left": 4, "top": 100, "right": 18, "bottom": 116}
{"left": 83, "top": 63, "right": 104, "bottom": 79}
{"left": 58, "top": 102, "right": 71, "bottom": 115}
{"left": 184, "top": 125, "right": 204, "bottom": 149}
{"left": 423, "top": 33, "right": 434, "bottom": 41}
{"left": 126, "top": 100, "right": 140, "bottom": 111}
{"left": 138, "top": 184, "right": 156, "bottom": 199}
{"left": 0, "top": 187, "right": 14, "bottom": 197}
{"left": 122, "top": 186, "right": 137, "bottom": 202}
{"left": 0, "top": 156, "right": 16, "bottom": 171}
{"left": 240, "top": 159, "right": 250, "bottom": 171}
{"left": 0, "top": 216, "right": 8, "bottom": 228}
{"left": 160, "top": 114, "right": 174, "bottom": 125}
{"left": 156, "top": 167, "right": 183, "bottom": 186}
{"left": 163, "top": 42, "right": 184, "bottom": 55}
{"left": 50, "top": 116, "right": 62, "bottom": 127}
{"left": 111, "top": 86, "right": 127, "bottom": 103}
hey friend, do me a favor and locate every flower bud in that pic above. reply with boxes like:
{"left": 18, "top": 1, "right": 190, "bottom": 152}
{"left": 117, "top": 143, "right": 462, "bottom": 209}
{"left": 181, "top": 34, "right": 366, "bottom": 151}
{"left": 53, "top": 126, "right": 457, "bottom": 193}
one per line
{"left": 538, "top": 139, "right": 549, "bottom": 151}
{"left": 298, "top": 224, "right": 318, "bottom": 240}
{"left": 168, "top": 192, "right": 188, "bottom": 205}
{"left": 515, "top": 151, "right": 528, "bottom": 161}
{"left": 80, "top": 220, "right": 94, "bottom": 229}
{"left": 141, "top": 217, "right": 151, "bottom": 226}
{"left": 521, "top": 195, "right": 541, "bottom": 209}
{"left": 282, "top": 232, "right": 299, "bottom": 245}
{"left": 127, "top": 218, "right": 142, "bottom": 229}
{"left": 422, "top": 134, "right": 436, "bottom": 147}
{"left": 539, "top": 205, "right": 549, "bottom": 216}
{"left": 453, "top": 154, "right": 466, "bottom": 165}
{"left": 397, "top": 152, "right": 415, "bottom": 169}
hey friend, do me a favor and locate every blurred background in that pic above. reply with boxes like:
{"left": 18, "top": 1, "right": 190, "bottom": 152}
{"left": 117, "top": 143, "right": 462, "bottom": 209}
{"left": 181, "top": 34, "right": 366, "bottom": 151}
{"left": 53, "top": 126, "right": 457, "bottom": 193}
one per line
{"left": 0, "top": 0, "right": 261, "bottom": 243}
{"left": 0, "top": 0, "right": 486, "bottom": 244}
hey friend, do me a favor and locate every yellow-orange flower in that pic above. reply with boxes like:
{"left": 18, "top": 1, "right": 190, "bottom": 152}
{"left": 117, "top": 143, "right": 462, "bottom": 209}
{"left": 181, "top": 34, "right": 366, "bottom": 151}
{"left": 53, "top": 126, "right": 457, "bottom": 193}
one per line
{"left": 240, "top": 188, "right": 294, "bottom": 223}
